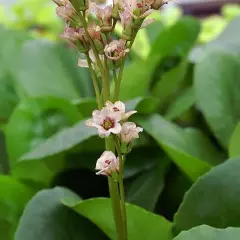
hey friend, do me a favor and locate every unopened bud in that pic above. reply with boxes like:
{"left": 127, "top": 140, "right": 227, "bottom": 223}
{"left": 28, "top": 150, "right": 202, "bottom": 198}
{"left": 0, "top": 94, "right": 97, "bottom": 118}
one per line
{"left": 69, "top": 0, "right": 89, "bottom": 11}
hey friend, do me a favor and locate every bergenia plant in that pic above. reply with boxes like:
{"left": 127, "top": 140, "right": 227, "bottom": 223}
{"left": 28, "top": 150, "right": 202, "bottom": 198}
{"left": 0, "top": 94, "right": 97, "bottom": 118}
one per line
{"left": 52, "top": 0, "right": 172, "bottom": 239}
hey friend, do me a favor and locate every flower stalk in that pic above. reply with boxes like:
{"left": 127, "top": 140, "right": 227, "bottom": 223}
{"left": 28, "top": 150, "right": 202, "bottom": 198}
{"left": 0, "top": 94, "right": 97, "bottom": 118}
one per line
{"left": 52, "top": 0, "right": 174, "bottom": 239}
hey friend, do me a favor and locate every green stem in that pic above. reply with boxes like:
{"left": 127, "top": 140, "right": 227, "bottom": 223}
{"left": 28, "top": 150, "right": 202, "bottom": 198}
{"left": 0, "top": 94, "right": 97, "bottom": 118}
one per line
{"left": 78, "top": 12, "right": 110, "bottom": 100}
{"left": 113, "top": 59, "right": 124, "bottom": 102}
{"left": 106, "top": 137, "right": 124, "bottom": 240}
{"left": 86, "top": 54, "right": 102, "bottom": 109}
{"left": 114, "top": 137, "right": 128, "bottom": 239}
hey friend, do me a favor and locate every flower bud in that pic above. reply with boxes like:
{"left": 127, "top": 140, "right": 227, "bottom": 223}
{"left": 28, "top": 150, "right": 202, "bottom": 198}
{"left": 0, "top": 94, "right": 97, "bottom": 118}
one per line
{"left": 92, "top": 4, "right": 113, "bottom": 32}
{"left": 88, "top": 23, "right": 105, "bottom": 53}
{"left": 120, "top": 10, "right": 134, "bottom": 40}
{"left": 95, "top": 151, "right": 119, "bottom": 176}
{"left": 69, "top": 0, "right": 89, "bottom": 11}
{"left": 119, "top": 122, "right": 143, "bottom": 153}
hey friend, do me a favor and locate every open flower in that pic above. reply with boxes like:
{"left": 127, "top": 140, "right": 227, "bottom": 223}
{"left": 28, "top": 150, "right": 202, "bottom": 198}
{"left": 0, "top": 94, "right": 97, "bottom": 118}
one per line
{"left": 105, "top": 101, "right": 137, "bottom": 121}
{"left": 104, "top": 39, "right": 129, "bottom": 60}
{"left": 86, "top": 107, "right": 122, "bottom": 137}
{"left": 124, "top": 0, "right": 154, "bottom": 20}
{"left": 91, "top": 3, "right": 113, "bottom": 32}
{"left": 96, "top": 151, "right": 119, "bottom": 176}
{"left": 120, "top": 122, "right": 143, "bottom": 144}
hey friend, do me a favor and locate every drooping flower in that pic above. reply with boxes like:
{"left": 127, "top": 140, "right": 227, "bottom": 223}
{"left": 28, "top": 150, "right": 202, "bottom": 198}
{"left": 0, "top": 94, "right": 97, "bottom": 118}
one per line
{"left": 88, "top": 23, "right": 105, "bottom": 53}
{"left": 120, "top": 122, "right": 143, "bottom": 144}
{"left": 104, "top": 39, "right": 129, "bottom": 60}
{"left": 55, "top": 0, "right": 76, "bottom": 21}
{"left": 95, "top": 151, "right": 119, "bottom": 176}
{"left": 119, "top": 9, "right": 133, "bottom": 40}
{"left": 61, "top": 25, "right": 88, "bottom": 52}
{"left": 91, "top": 3, "right": 113, "bottom": 32}
{"left": 105, "top": 101, "right": 137, "bottom": 121}
{"left": 86, "top": 107, "right": 122, "bottom": 137}
{"left": 124, "top": 0, "right": 154, "bottom": 20}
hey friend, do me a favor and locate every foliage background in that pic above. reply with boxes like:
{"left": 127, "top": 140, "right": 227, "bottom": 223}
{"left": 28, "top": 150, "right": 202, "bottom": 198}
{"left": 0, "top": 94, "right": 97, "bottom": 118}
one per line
{"left": 1, "top": 0, "right": 240, "bottom": 239}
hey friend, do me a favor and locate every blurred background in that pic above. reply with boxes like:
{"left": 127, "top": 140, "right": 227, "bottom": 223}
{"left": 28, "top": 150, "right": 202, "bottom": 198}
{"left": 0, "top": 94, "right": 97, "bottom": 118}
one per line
{"left": 1, "top": 0, "right": 240, "bottom": 239}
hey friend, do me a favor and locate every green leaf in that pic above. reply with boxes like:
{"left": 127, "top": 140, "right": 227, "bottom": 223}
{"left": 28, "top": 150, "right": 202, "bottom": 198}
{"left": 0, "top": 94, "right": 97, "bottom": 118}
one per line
{"left": 173, "top": 157, "right": 240, "bottom": 235}
{"left": 152, "top": 60, "right": 188, "bottom": 107}
{"left": 189, "top": 16, "right": 240, "bottom": 63}
{"left": 16, "top": 40, "right": 80, "bottom": 99}
{"left": 229, "top": 122, "right": 240, "bottom": 158}
{"left": 0, "top": 176, "right": 35, "bottom": 240}
{"left": 126, "top": 157, "right": 171, "bottom": 211}
{"left": 165, "top": 87, "right": 196, "bottom": 120}
{"left": 194, "top": 51, "right": 240, "bottom": 148}
{"left": 136, "top": 114, "right": 223, "bottom": 181}
{"left": 63, "top": 197, "right": 172, "bottom": 240}
{"left": 20, "top": 119, "right": 96, "bottom": 161}
{"left": 15, "top": 187, "right": 107, "bottom": 240}
{"left": 119, "top": 17, "right": 200, "bottom": 101}
{"left": 174, "top": 225, "right": 240, "bottom": 240}
{"left": 6, "top": 97, "right": 81, "bottom": 164}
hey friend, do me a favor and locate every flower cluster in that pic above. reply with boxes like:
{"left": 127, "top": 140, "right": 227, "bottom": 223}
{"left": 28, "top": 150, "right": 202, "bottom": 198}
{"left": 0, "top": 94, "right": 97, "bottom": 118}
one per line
{"left": 52, "top": 0, "right": 174, "bottom": 177}
{"left": 86, "top": 101, "right": 142, "bottom": 175}
{"left": 52, "top": 0, "right": 172, "bottom": 65}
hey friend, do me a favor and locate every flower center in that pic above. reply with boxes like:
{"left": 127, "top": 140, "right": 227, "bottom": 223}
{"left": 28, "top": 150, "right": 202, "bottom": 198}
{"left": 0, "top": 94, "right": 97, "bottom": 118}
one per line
{"left": 102, "top": 117, "right": 115, "bottom": 130}
{"left": 105, "top": 159, "right": 112, "bottom": 165}
{"left": 113, "top": 107, "right": 120, "bottom": 111}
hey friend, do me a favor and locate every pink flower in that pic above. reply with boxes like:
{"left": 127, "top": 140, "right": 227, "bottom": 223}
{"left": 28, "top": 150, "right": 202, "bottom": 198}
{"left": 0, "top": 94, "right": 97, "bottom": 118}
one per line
{"left": 91, "top": 3, "right": 113, "bottom": 31}
{"left": 124, "top": 0, "right": 154, "bottom": 19}
{"left": 105, "top": 101, "right": 137, "bottom": 121}
{"left": 86, "top": 107, "right": 122, "bottom": 137}
{"left": 104, "top": 39, "right": 129, "bottom": 60}
{"left": 120, "top": 122, "right": 143, "bottom": 144}
{"left": 95, "top": 151, "right": 119, "bottom": 176}
{"left": 55, "top": 1, "right": 76, "bottom": 21}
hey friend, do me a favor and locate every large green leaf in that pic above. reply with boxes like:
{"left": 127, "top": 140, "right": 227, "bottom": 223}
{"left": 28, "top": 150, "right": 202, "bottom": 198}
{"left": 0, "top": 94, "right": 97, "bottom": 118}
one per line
{"left": 229, "top": 122, "right": 240, "bottom": 158}
{"left": 173, "top": 157, "right": 240, "bottom": 235}
{"left": 16, "top": 40, "right": 80, "bottom": 99}
{"left": 190, "top": 16, "right": 240, "bottom": 63}
{"left": 63, "top": 197, "right": 172, "bottom": 240}
{"left": 6, "top": 97, "right": 81, "bottom": 164}
{"left": 174, "top": 225, "right": 240, "bottom": 240}
{"left": 126, "top": 157, "right": 171, "bottom": 211}
{"left": 165, "top": 87, "right": 196, "bottom": 121}
{"left": 194, "top": 51, "right": 240, "bottom": 148}
{"left": 15, "top": 187, "right": 107, "bottom": 240}
{"left": 0, "top": 176, "right": 35, "bottom": 240}
{"left": 119, "top": 17, "right": 200, "bottom": 101}
{"left": 20, "top": 119, "right": 96, "bottom": 161}
{"left": 136, "top": 114, "right": 223, "bottom": 181}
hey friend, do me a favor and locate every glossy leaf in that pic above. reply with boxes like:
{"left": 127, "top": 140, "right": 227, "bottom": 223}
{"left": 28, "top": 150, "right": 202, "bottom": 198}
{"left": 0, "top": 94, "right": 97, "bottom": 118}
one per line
{"left": 6, "top": 97, "right": 81, "bottom": 164}
{"left": 126, "top": 157, "right": 171, "bottom": 211}
{"left": 63, "top": 197, "right": 172, "bottom": 240}
{"left": 229, "top": 122, "right": 240, "bottom": 158}
{"left": 16, "top": 40, "right": 79, "bottom": 99}
{"left": 136, "top": 114, "right": 222, "bottom": 181}
{"left": 0, "top": 176, "right": 35, "bottom": 240}
{"left": 165, "top": 87, "right": 196, "bottom": 120}
{"left": 173, "top": 157, "right": 240, "bottom": 235}
{"left": 194, "top": 51, "right": 240, "bottom": 148}
{"left": 21, "top": 119, "right": 96, "bottom": 161}
{"left": 174, "top": 225, "right": 240, "bottom": 240}
{"left": 119, "top": 17, "right": 200, "bottom": 101}
{"left": 15, "top": 187, "right": 107, "bottom": 240}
